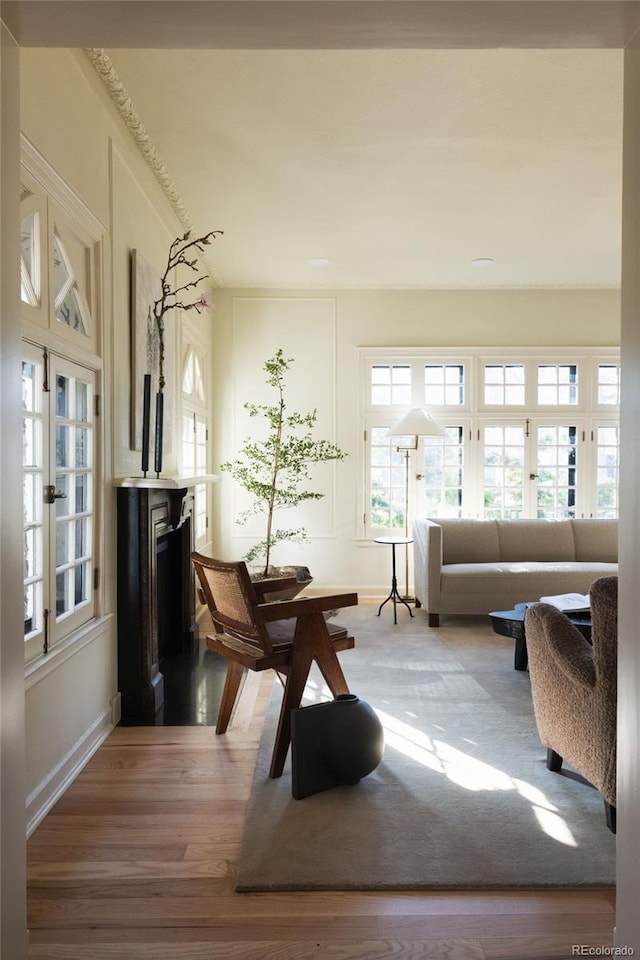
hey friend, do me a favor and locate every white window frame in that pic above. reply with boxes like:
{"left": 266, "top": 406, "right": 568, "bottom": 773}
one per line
{"left": 359, "top": 346, "right": 620, "bottom": 538}
{"left": 180, "top": 340, "right": 210, "bottom": 549}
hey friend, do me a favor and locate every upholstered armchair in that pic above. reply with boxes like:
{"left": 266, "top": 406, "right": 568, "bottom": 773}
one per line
{"left": 524, "top": 576, "right": 617, "bottom": 832}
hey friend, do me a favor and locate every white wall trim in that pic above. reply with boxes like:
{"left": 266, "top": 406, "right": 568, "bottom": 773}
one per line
{"left": 25, "top": 615, "right": 113, "bottom": 690}
{"left": 84, "top": 48, "right": 193, "bottom": 232}
{"left": 21, "top": 134, "right": 106, "bottom": 241}
{"left": 26, "top": 706, "right": 114, "bottom": 837}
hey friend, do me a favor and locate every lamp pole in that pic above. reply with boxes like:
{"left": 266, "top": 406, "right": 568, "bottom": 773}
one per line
{"left": 388, "top": 408, "right": 447, "bottom": 604}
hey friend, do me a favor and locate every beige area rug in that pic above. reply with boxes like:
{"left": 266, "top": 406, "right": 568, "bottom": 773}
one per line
{"left": 235, "top": 604, "right": 615, "bottom": 892}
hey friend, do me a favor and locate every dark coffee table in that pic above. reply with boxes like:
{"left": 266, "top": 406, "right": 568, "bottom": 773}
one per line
{"left": 489, "top": 602, "right": 592, "bottom": 671}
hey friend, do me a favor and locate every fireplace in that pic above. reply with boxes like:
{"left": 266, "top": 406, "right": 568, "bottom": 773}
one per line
{"left": 115, "top": 479, "right": 197, "bottom": 724}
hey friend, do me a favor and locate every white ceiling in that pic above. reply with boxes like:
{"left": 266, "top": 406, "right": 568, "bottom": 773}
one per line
{"left": 6, "top": 0, "right": 633, "bottom": 290}
{"left": 105, "top": 46, "right": 624, "bottom": 289}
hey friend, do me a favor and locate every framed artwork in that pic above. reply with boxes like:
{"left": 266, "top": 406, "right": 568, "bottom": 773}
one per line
{"left": 130, "top": 249, "right": 174, "bottom": 456}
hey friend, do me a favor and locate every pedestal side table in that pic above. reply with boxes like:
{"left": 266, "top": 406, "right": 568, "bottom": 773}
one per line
{"left": 374, "top": 536, "right": 414, "bottom": 624}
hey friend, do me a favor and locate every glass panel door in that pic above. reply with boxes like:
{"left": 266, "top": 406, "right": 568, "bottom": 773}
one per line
{"left": 534, "top": 424, "right": 580, "bottom": 518}
{"left": 481, "top": 424, "right": 527, "bottom": 519}
{"left": 22, "top": 345, "right": 47, "bottom": 664}
{"left": 48, "top": 355, "right": 95, "bottom": 646}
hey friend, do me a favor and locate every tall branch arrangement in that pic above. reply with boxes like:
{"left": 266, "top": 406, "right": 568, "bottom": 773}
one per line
{"left": 221, "top": 349, "right": 347, "bottom": 576}
{"left": 153, "top": 229, "right": 223, "bottom": 390}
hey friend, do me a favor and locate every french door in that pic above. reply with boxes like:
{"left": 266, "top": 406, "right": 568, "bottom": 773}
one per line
{"left": 23, "top": 342, "right": 97, "bottom": 663}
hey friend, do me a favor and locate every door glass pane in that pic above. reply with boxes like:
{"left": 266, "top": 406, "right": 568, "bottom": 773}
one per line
{"left": 52, "top": 361, "right": 95, "bottom": 632}
{"left": 75, "top": 474, "right": 88, "bottom": 513}
{"left": 55, "top": 474, "right": 69, "bottom": 517}
{"left": 22, "top": 352, "right": 45, "bottom": 653}
{"left": 482, "top": 426, "right": 525, "bottom": 519}
{"left": 56, "top": 425, "right": 69, "bottom": 467}
{"left": 420, "top": 426, "right": 465, "bottom": 517}
{"left": 56, "top": 374, "right": 69, "bottom": 418}
{"left": 596, "top": 425, "right": 620, "bottom": 517}
{"left": 369, "top": 426, "right": 406, "bottom": 529}
{"left": 56, "top": 570, "right": 69, "bottom": 616}
{"left": 535, "top": 425, "right": 577, "bottom": 518}
{"left": 75, "top": 563, "right": 88, "bottom": 606}
{"left": 76, "top": 380, "right": 89, "bottom": 422}
{"left": 75, "top": 428, "right": 89, "bottom": 468}
{"left": 57, "top": 287, "right": 87, "bottom": 334}
{"left": 56, "top": 520, "right": 70, "bottom": 566}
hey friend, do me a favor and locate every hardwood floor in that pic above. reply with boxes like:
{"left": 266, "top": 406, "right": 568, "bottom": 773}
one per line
{"left": 27, "top": 669, "right": 615, "bottom": 960}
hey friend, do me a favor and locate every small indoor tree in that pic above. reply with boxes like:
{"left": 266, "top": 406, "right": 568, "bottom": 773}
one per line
{"left": 220, "top": 349, "right": 346, "bottom": 577}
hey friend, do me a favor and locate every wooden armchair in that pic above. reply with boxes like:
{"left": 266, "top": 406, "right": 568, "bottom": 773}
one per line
{"left": 192, "top": 552, "right": 358, "bottom": 778}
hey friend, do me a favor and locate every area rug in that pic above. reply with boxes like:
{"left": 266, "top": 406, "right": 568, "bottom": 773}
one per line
{"left": 235, "top": 605, "right": 615, "bottom": 891}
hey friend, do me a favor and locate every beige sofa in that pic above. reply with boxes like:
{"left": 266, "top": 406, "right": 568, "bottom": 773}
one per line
{"left": 413, "top": 517, "right": 618, "bottom": 626}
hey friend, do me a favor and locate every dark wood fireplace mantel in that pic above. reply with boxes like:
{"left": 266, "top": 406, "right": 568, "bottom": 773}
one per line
{"left": 115, "top": 478, "right": 197, "bottom": 724}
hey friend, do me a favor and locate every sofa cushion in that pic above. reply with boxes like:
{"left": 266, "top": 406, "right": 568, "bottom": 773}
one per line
{"left": 571, "top": 519, "right": 618, "bottom": 563}
{"left": 436, "top": 519, "right": 500, "bottom": 565}
{"left": 496, "top": 519, "right": 575, "bottom": 562}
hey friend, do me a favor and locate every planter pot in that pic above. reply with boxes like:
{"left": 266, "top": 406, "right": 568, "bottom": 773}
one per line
{"left": 250, "top": 564, "right": 313, "bottom": 601}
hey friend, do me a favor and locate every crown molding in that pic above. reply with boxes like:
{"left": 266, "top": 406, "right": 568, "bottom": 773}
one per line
{"left": 84, "top": 47, "right": 193, "bottom": 233}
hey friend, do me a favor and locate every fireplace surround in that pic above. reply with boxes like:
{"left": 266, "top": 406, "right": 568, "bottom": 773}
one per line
{"left": 115, "top": 478, "right": 197, "bottom": 724}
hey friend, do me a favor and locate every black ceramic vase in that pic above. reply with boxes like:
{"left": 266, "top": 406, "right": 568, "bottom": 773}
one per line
{"left": 291, "top": 693, "right": 384, "bottom": 799}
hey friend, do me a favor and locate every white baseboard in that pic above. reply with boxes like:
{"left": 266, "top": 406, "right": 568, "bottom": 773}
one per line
{"left": 26, "top": 706, "right": 115, "bottom": 837}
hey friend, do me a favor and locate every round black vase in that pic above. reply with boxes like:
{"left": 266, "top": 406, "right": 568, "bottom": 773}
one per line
{"left": 321, "top": 694, "right": 384, "bottom": 784}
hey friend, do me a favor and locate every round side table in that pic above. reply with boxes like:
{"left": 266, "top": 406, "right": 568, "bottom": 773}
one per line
{"left": 374, "top": 536, "right": 414, "bottom": 624}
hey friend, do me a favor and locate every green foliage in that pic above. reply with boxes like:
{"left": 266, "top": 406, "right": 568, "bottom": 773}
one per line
{"left": 220, "top": 349, "right": 346, "bottom": 575}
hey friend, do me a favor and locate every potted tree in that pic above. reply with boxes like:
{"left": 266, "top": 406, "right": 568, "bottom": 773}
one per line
{"left": 220, "top": 349, "right": 346, "bottom": 594}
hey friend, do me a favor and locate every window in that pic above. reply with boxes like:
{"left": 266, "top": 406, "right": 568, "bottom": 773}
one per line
{"left": 483, "top": 364, "right": 525, "bottom": 405}
{"left": 20, "top": 180, "right": 99, "bottom": 353}
{"left": 361, "top": 348, "right": 619, "bottom": 535}
{"left": 181, "top": 345, "right": 209, "bottom": 547}
{"left": 22, "top": 345, "right": 97, "bottom": 664}
{"left": 424, "top": 364, "right": 465, "bottom": 406}
{"left": 371, "top": 364, "right": 411, "bottom": 406}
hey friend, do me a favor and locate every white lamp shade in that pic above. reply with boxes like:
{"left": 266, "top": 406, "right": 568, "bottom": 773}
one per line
{"left": 388, "top": 407, "right": 447, "bottom": 437}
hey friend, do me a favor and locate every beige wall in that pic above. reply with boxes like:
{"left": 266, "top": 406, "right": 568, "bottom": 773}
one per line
{"left": 18, "top": 48, "right": 189, "bottom": 831}
{"left": 616, "top": 41, "right": 640, "bottom": 950}
{"left": 212, "top": 287, "right": 620, "bottom": 592}
{"left": 1, "top": 20, "right": 28, "bottom": 960}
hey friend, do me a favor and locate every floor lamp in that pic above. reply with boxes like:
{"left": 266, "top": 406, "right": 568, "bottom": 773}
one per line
{"left": 388, "top": 407, "right": 446, "bottom": 600}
